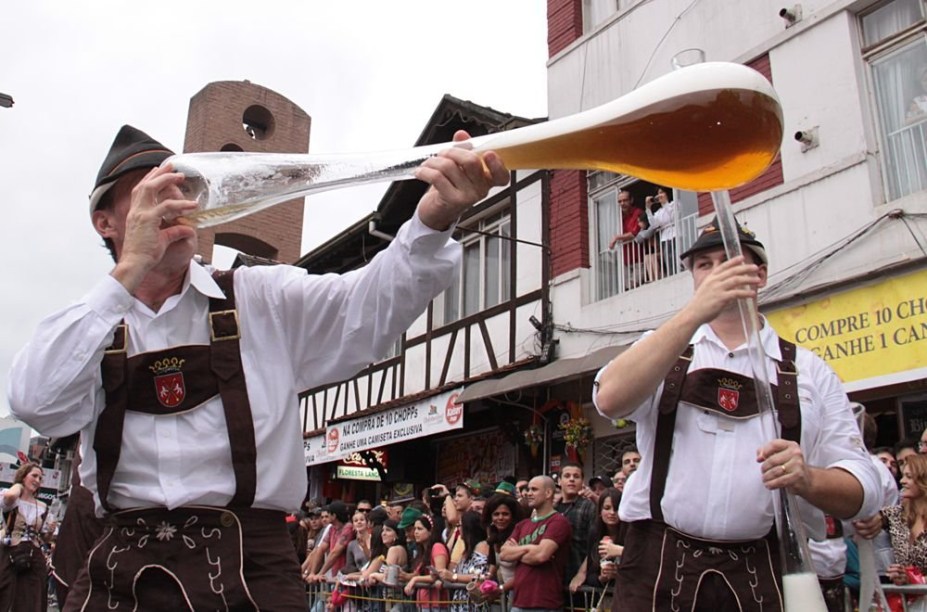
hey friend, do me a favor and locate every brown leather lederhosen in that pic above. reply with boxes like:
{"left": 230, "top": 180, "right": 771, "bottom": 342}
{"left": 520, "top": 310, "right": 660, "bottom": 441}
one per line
{"left": 66, "top": 270, "right": 289, "bottom": 612}
{"left": 615, "top": 337, "right": 801, "bottom": 612}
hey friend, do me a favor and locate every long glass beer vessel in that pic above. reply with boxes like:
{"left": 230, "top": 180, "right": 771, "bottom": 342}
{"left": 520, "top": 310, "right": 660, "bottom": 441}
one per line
{"left": 711, "top": 190, "right": 827, "bottom": 612}
{"left": 166, "top": 62, "right": 783, "bottom": 228}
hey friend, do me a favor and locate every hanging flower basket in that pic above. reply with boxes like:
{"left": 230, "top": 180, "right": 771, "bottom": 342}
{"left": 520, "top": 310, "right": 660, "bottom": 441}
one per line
{"left": 560, "top": 417, "right": 592, "bottom": 449}
{"left": 523, "top": 424, "right": 544, "bottom": 458}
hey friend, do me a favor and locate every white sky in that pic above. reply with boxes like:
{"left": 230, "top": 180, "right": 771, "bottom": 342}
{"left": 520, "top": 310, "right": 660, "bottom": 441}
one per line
{"left": 0, "top": 1, "right": 549, "bottom": 417}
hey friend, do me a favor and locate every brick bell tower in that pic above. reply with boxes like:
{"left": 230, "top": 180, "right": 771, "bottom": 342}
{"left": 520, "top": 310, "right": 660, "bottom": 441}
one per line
{"left": 184, "top": 81, "right": 311, "bottom": 264}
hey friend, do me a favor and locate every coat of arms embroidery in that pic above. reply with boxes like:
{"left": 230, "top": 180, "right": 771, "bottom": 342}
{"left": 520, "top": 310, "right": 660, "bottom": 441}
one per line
{"left": 150, "top": 357, "right": 187, "bottom": 408}
{"left": 717, "top": 377, "right": 742, "bottom": 412}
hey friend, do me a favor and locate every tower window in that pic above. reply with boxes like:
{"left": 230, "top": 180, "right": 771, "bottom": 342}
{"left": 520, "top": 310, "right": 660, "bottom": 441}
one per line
{"left": 242, "top": 105, "right": 275, "bottom": 140}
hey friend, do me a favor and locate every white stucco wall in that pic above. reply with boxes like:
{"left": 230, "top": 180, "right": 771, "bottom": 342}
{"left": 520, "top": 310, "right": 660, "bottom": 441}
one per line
{"left": 547, "top": 0, "right": 927, "bottom": 367}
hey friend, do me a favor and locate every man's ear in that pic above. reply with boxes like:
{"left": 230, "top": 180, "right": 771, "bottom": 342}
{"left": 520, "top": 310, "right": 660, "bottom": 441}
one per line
{"left": 91, "top": 208, "right": 115, "bottom": 239}
{"left": 757, "top": 264, "right": 769, "bottom": 289}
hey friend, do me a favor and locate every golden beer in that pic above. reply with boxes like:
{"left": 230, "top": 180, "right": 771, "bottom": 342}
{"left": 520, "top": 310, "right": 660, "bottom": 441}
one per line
{"left": 490, "top": 88, "right": 782, "bottom": 191}
{"left": 168, "top": 62, "right": 783, "bottom": 228}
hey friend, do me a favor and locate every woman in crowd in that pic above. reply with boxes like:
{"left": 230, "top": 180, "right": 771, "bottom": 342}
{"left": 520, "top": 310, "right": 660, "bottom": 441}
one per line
{"left": 569, "top": 487, "right": 622, "bottom": 594}
{"left": 871, "top": 453, "right": 927, "bottom": 584}
{"left": 305, "top": 508, "right": 325, "bottom": 559}
{"left": 482, "top": 493, "right": 523, "bottom": 598}
{"left": 435, "top": 511, "right": 490, "bottom": 611}
{"left": 0, "top": 462, "right": 52, "bottom": 612}
{"left": 343, "top": 519, "right": 408, "bottom": 612}
{"left": 342, "top": 510, "right": 372, "bottom": 575}
{"left": 290, "top": 512, "right": 310, "bottom": 567}
{"left": 363, "top": 519, "right": 408, "bottom": 585}
{"left": 403, "top": 515, "right": 448, "bottom": 610}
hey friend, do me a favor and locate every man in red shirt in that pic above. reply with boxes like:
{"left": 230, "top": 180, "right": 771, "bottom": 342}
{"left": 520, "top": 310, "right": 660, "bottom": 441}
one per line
{"left": 608, "top": 190, "right": 643, "bottom": 289}
{"left": 499, "top": 475, "right": 572, "bottom": 611}
{"left": 305, "top": 501, "right": 353, "bottom": 582}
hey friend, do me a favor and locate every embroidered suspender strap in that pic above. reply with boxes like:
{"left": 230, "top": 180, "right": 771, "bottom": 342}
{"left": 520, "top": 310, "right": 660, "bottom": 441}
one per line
{"left": 209, "top": 270, "right": 257, "bottom": 507}
{"left": 94, "top": 323, "right": 129, "bottom": 513}
{"left": 649, "top": 346, "right": 692, "bottom": 522}
{"left": 648, "top": 338, "right": 802, "bottom": 520}
{"left": 776, "top": 338, "right": 801, "bottom": 444}
{"left": 94, "top": 271, "right": 258, "bottom": 512}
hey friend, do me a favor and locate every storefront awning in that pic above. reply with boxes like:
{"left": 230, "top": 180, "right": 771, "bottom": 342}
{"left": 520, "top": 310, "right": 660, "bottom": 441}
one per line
{"left": 457, "top": 344, "right": 630, "bottom": 403}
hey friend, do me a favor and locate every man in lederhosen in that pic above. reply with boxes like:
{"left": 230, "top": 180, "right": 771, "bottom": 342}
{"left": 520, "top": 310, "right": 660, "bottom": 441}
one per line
{"left": 592, "top": 218, "right": 882, "bottom": 611}
{"left": 8, "top": 124, "right": 509, "bottom": 610}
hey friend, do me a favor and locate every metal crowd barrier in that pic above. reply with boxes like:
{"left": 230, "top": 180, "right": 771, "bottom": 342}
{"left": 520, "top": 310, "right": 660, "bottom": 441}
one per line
{"left": 307, "top": 578, "right": 927, "bottom": 611}
{"left": 876, "top": 584, "right": 927, "bottom": 612}
{"left": 304, "top": 580, "right": 613, "bottom": 611}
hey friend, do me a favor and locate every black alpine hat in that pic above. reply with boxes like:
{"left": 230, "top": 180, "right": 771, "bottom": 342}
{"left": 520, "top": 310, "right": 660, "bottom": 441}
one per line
{"left": 88, "top": 125, "right": 174, "bottom": 215}
{"left": 679, "top": 216, "right": 768, "bottom": 268}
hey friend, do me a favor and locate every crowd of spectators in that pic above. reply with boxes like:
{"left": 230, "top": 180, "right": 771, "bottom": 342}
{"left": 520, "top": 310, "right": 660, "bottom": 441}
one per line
{"left": 293, "top": 457, "right": 642, "bottom": 611}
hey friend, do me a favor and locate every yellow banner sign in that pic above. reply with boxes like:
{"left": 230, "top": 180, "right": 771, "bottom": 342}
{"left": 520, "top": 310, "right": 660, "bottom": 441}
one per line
{"left": 766, "top": 269, "right": 927, "bottom": 385}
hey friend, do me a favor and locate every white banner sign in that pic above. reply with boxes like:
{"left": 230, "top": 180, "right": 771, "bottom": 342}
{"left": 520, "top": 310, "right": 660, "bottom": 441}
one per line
{"left": 336, "top": 465, "right": 381, "bottom": 481}
{"left": 305, "top": 387, "right": 464, "bottom": 466}
{"left": 304, "top": 433, "right": 328, "bottom": 466}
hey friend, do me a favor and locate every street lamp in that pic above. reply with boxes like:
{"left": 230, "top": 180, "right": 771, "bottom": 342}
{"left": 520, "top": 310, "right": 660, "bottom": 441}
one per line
{"left": 0, "top": 93, "right": 14, "bottom": 108}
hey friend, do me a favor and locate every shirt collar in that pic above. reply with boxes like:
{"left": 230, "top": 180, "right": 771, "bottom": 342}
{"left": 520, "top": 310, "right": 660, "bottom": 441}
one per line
{"left": 692, "top": 316, "right": 781, "bottom": 360}
{"left": 187, "top": 260, "right": 226, "bottom": 300}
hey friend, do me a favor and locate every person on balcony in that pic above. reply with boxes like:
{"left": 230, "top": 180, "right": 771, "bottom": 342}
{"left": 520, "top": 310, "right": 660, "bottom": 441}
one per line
{"left": 644, "top": 187, "right": 677, "bottom": 278}
{"left": 608, "top": 190, "right": 643, "bottom": 289}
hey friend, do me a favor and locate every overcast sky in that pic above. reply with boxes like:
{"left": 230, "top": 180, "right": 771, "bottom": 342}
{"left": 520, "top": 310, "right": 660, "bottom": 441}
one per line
{"left": 0, "top": 1, "right": 549, "bottom": 419}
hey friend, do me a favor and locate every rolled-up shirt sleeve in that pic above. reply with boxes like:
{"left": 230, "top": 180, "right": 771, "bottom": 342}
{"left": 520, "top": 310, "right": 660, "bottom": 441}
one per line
{"left": 800, "top": 351, "right": 882, "bottom": 522}
{"left": 8, "top": 275, "right": 135, "bottom": 436}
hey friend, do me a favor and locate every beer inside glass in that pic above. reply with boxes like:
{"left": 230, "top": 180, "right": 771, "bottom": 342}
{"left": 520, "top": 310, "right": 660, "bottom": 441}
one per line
{"left": 168, "top": 62, "right": 783, "bottom": 228}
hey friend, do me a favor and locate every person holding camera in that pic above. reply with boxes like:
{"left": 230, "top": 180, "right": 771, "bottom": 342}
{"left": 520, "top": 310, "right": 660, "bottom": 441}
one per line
{"left": 644, "top": 187, "right": 678, "bottom": 278}
{"left": 0, "top": 462, "right": 53, "bottom": 612}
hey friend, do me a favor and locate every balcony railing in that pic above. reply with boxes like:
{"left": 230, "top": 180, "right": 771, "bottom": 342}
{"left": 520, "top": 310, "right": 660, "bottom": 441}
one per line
{"left": 595, "top": 212, "right": 697, "bottom": 301}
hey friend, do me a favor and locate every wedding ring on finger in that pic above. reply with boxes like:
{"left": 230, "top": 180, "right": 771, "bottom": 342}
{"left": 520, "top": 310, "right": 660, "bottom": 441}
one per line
{"left": 780, "top": 464, "right": 788, "bottom": 476}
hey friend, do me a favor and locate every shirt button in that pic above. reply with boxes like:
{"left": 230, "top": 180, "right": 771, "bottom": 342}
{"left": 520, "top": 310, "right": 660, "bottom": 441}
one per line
{"left": 220, "top": 512, "right": 236, "bottom": 528}
{"left": 728, "top": 352, "right": 735, "bottom": 358}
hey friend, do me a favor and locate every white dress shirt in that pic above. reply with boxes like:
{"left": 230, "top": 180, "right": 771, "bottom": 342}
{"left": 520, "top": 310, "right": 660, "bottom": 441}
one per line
{"left": 593, "top": 320, "right": 881, "bottom": 541}
{"left": 646, "top": 200, "right": 676, "bottom": 242}
{"left": 8, "top": 213, "right": 459, "bottom": 516}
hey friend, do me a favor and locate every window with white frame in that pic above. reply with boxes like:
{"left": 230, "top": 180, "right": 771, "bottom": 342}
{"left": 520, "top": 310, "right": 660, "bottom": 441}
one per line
{"left": 862, "top": 0, "right": 927, "bottom": 200}
{"left": 441, "top": 211, "right": 512, "bottom": 324}
{"left": 591, "top": 179, "right": 621, "bottom": 301}
{"left": 583, "top": 0, "right": 619, "bottom": 33}
{"left": 588, "top": 171, "right": 698, "bottom": 301}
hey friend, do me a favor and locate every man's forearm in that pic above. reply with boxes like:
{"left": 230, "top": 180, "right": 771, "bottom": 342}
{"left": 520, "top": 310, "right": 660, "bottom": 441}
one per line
{"left": 498, "top": 543, "right": 525, "bottom": 563}
{"left": 318, "top": 543, "right": 346, "bottom": 576}
{"left": 521, "top": 543, "right": 552, "bottom": 565}
{"left": 306, "top": 545, "right": 325, "bottom": 574}
{"left": 797, "top": 467, "right": 864, "bottom": 519}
